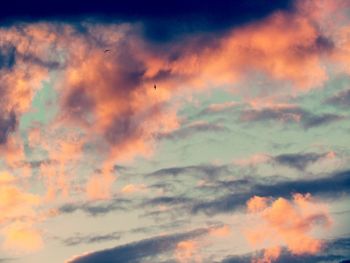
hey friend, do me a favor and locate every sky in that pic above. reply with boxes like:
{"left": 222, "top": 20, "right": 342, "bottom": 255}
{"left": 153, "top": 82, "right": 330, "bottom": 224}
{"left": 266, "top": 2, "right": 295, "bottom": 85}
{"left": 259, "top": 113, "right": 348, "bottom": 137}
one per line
{"left": 0, "top": 0, "right": 350, "bottom": 262}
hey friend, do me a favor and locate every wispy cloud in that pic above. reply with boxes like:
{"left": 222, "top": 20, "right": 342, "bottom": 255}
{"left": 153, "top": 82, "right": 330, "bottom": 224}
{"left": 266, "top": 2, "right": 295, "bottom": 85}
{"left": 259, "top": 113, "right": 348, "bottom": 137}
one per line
{"left": 148, "top": 164, "right": 230, "bottom": 178}
{"left": 326, "top": 89, "right": 350, "bottom": 109}
{"left": 59, "top": 198, "right": 132, "bottom": 217}
{"left": 240, "top": 106, "right": 345, "bottom": 129}
{"left": 192, "top": 169, "right": 350, "bottom": 214}
{"left": 158, "top": 121, "right": 228, "bottom": 140}
{"left": 273, "top": 152, "right": 327, "bottom": 170}
{"left": 62, "top": 232, "right": 121, "bottom": 246}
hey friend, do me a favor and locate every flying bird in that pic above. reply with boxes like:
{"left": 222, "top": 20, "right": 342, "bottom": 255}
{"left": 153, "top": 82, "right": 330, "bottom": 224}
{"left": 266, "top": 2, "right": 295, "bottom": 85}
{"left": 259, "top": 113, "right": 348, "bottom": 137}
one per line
{"left": 154, "top": 84, "right": 156, "bottom": 90}
{"left": 104, "top": 49, "right": 111, "bottom": 53}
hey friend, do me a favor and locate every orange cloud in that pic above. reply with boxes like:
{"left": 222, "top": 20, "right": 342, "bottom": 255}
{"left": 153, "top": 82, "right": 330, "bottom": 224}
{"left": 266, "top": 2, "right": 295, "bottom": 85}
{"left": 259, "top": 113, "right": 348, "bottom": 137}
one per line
{"left": 0, "top": 171, "right": 44, "bottom": 253}
{"left": 247, "top": 196, "right": 269, "bottom": 213}
{"left": 175, "top": 240, "right": 202, "bottom": 263}
{"left": 209, "top": 225, "right": 231, "bottom": 237}
{"left": 86, "top": 172, "right": 115, "bottom": 200}
{"left": 2, "top": 222, "right": 43, "bottom": 253}
{"left": 245, "top": 193, "right": 331, "bottom": 262}
{"left": 212, "top": 13, "right": 328, "bottom": 91}
{"left": 233, "top": 153, "right": 271, "bottom": 167}
{"left": 121, "top": 184, "right": 147, "bottom": 194}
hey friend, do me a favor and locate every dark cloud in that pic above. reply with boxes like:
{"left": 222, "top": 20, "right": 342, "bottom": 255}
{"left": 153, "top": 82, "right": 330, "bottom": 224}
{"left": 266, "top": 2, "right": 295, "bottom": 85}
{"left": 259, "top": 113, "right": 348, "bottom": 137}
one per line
{"left": 19, "top": 159, "right": 57, "bottom": 168}
{"left": 20, "top": 53, "right": 62, "bottom": 70}
{"left": 240, "top": 106, "right": 345, "bottom": 129}
{"left": 1, "top": 43, "right": 61, "bottom": 71}
{"left": 148, "top": 164, "right": 230, "bottom": 178}
{"left": 0, "top": 111, "right": 17, "bottom": 145}
{"left": 59, "top": 198, "right": 132, "bottom": 216}
{"left": 222, "top": 237, "right": 350, "bottom": 263}
{"left": 130, "top": 220, "right": 188, "bottom": 235}
{"left": 0, "top": 44, "right": 16, "bottom": 70}
{"left": 273, "top": 152, "right": 326, "bottom": 170}
{"left": 104, "top": 111, "right": 140, "bottom": 146}
{"left": 158, "top": 122, "right": 228, "bottom": 140}
{"left": 63, "top": 232, "right": 121, "bottom": 246}
{"left": 192, "top": 169, "right": 350, "bottom": 215}
{"left": 326, "top": 89, "right": 350, "bottom": 109}
{"left": 0, "top": 1, "right": 294, "bottom": 42}
{"left": 314, "top": 35, "right": 335, "bottom": 53}
{"left": 144, "top": 196, "right": 192, "bottom": 207}
{"left": 303, "top": 113, "right": 344, "bottom": 129}
{"left": 67, "top": 228, "right": 208, "bottom": 263}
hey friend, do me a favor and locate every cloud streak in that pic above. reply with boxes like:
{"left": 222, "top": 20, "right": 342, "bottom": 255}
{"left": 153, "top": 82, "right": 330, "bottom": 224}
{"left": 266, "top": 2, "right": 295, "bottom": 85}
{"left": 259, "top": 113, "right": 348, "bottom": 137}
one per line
{"left": 240, "top": 106, "right": 345, "bottom": 129}
{"left": 66, "top": 228, "right": 208, "bottom": 263}
{"left": 62, "top": 232, "right": 121, "bottom": 246}
{"left": 192, "top": 169, "right": 350, "bottom": 214}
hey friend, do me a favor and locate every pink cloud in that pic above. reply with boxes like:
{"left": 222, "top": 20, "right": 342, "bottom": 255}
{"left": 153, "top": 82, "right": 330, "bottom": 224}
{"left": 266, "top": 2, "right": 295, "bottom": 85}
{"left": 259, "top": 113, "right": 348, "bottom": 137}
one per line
{"left": 245, "top": 193, "right": 332, "bottom": 262}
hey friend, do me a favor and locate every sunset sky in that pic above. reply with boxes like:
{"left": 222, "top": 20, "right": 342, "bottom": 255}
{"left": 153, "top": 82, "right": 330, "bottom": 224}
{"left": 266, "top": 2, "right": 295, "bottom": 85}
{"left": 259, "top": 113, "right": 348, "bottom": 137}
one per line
{"left": 0, "top": 0, "right": 350, "bottom": 262}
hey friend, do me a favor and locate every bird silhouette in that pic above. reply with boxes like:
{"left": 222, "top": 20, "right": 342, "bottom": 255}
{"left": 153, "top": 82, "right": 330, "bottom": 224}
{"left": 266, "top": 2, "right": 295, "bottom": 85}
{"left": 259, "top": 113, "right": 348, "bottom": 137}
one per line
{"left": 104, "top": 49, "right": 111, "bottom": 53}
{"left": 154, "top": 84, "right": 156, "bottom": 90}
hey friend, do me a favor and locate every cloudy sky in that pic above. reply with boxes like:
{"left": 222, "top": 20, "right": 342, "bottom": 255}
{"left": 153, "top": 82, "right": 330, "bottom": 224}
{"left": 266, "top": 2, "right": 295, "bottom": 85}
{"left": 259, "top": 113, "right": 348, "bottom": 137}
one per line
{"left": 0, "top": 0, "right": 350, "bottom": 262}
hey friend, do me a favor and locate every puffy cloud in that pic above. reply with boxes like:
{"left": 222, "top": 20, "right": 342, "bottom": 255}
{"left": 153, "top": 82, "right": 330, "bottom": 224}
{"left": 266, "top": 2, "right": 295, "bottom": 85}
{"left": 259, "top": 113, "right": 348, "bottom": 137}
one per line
{"left": 246, "top": 196, "right": 269, "bottom": 213}
{"left": 245, "top": 194, "right": 331, "bottom": 262}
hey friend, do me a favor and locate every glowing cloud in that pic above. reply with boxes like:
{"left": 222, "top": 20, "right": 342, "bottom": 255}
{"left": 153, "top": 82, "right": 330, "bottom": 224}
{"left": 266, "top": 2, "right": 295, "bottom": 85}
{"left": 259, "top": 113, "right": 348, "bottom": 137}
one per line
{"left": 245, "top": 193, "right": 331, "bottom": 262}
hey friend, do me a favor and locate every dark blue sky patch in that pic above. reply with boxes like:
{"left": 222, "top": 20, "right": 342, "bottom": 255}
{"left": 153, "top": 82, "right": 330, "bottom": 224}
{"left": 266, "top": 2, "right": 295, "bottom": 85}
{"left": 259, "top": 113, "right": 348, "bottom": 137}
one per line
{"left": 0, "top": 0, "right": 294, "bottom": 42}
